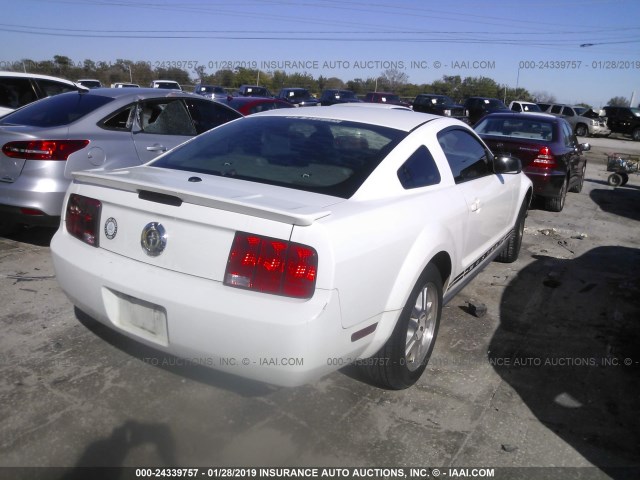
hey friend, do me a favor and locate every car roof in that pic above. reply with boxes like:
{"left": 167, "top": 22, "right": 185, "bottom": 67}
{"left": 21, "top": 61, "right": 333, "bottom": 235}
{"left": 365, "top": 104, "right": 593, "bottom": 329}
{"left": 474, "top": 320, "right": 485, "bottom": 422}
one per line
{"left": 49, "top": 88, "right": 204, "bottom": 101}
{"left": 0, "top": 70, "right": 78, "bottom": 86}
{"left": 251, "top": 104, "right": 438, "bottom": 131}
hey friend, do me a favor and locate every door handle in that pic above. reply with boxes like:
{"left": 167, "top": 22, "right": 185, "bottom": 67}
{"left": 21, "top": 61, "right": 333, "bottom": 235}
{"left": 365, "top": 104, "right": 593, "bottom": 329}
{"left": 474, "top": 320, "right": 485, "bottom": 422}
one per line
{"left": 470, "top": 199, "right": 480, "bottom": 212}
{"left": 146, "top": 145, "right": 167, "bottom": 152}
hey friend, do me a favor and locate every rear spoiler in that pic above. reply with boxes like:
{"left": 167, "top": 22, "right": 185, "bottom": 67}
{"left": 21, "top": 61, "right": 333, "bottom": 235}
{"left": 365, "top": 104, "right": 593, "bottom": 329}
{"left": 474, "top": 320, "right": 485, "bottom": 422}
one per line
{"left": 72, "top": 170, "right": 332, "bottom": 227}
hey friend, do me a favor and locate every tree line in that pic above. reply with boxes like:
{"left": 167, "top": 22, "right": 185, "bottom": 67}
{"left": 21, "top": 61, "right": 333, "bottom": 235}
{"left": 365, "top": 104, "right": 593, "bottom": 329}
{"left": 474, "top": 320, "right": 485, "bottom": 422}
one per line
{"left": 6, "top": 54, "right": 629, "bottom": 108}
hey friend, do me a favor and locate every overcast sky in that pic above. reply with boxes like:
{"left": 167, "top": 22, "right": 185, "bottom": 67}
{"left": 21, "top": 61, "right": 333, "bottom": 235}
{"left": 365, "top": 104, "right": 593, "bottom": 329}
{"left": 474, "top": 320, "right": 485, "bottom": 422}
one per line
{"left": 1, "top": 0, "right": 639, "bottom": 107}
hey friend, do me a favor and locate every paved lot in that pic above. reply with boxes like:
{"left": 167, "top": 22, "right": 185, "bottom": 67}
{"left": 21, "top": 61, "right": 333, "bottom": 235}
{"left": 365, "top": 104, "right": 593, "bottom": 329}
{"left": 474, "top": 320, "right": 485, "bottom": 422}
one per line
{"left": 1, "top": 140, "right": 639, "bottom": 479}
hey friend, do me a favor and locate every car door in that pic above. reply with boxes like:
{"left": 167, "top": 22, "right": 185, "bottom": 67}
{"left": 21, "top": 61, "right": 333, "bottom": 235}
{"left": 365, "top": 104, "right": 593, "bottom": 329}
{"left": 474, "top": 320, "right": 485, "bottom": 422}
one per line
{"left": 437, "top": 127, "right": 516, "bottom": 268}
{"left": 560, "top": 120, "right": 584, "bottom": 179}
{"left": 132, "top": 98, "right": 197, "bottom": 164}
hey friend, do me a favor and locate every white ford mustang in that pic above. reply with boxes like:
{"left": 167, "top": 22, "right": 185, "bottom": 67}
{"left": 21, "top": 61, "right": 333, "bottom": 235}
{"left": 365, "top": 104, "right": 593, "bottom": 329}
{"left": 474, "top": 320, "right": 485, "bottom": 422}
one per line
{"left": 51, "top": 106, "right": 532, "bottom": 389}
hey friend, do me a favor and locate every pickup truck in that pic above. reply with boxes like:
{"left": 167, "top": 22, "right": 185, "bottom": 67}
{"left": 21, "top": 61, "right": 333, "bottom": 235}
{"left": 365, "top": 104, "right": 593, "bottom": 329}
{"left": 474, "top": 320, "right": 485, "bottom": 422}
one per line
{"left": 542, "top": 104, "right": 610, "bottom": 137}
{"left": 602, "top": 106, "right": 640, "bottom": 141}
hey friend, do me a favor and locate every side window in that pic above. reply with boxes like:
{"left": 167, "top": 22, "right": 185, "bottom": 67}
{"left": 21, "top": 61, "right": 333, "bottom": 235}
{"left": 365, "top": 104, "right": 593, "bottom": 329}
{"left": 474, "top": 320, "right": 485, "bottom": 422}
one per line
{"left": 36, "top": 79, "right": 77, "bottom": 97}
{"left": 140, "top": 99, "right": 196, "bottom": 136}
{"left": 101, "top": 105, "right": 135, "bottom": 131}
{"left": 0, "top": 78, "right": 37, "bottom": 109}
{"left": 397, "top": 146, "right": 441, "bottom": 189}
{"left": 185, "top": 99, "right": 241, "bottom": 134}
{"left": 550, "top": 105, "right": 562, "bottom": 114}
{"left": 438, "top": 129, "right": 491, "bottom": 184}
{"left": 562, "top": 121, "right": 575, "bottom": 147}
{"left": 512, "top": 103, "right": 522, "bottom": 112}
{"left": 562, "top": 107, "right": 575, "bottom": 117}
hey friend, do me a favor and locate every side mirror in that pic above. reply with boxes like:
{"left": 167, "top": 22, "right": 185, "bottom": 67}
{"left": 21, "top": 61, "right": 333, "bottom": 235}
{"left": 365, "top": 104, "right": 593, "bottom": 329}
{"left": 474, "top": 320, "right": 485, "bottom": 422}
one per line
{"left": 493, "top": 154, "right": 522, "bottom": 174}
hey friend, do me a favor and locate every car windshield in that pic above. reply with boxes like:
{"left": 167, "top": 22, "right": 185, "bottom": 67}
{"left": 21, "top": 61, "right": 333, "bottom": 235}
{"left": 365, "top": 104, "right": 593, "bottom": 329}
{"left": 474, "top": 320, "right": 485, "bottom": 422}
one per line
{"left": 475, "top": 117, "right": 555, "bottom": 142}
{"left": 286, "top": 90, "right": 310, "bottom": 100}
{"left": 0, "top": 92, "right": 114, "bottom": 127}
{"left": 435, "top": 96, "right": 455, "bottom": 105}
{"left": 156, "top": 82, "right": 180, "bottom": 89}
{"left": 521, "top": 103, "right": 541, "bottom": 112}
{"left": 152, "top": 116, "right": 406, "bottom": 198}
{"left": 199, "top": 86, "right": 225, "bottom": 94}
{"left": 243, "top": 87, "right": 269, "bottom": 96}
{"left": 485, "top": 99, "right": 507, "bottom": 109}
{"left": 632, "top": 108, "right": 640, "bottom": 117}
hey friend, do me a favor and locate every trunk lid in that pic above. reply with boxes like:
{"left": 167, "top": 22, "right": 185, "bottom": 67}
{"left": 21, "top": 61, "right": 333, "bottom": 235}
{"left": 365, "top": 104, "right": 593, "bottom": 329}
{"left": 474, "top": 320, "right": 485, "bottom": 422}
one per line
{"left": 71, "top": 166, "right": 341, "bottom": 281}
{"left": 482, "top": 136, "right": 544, "bottom": 168}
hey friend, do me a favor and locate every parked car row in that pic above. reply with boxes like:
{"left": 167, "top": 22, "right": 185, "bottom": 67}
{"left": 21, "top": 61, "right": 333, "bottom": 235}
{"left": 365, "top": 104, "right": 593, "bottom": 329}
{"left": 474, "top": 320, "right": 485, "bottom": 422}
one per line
{"left": 1, "top": 69, "right": 596, "bottom": 389}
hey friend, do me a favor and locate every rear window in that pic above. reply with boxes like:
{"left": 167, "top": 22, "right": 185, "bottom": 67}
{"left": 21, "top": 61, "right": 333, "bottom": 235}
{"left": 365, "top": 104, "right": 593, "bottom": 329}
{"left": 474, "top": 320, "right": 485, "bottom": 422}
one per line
{"left": 475, "top": 117, "right": 555, "bottom": 142}
{"left": 0, "top": 92, "right": 114, "bottom": 127}
{"left": 152, "top": 116, "right": 406, "bottom": 198}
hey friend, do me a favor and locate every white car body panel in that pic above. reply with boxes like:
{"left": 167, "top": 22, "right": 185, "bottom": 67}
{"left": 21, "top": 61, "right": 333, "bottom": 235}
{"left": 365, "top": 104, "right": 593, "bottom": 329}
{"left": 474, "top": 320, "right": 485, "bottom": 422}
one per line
{"left": 51, "top": 107, "right": 532, "bottom": 387}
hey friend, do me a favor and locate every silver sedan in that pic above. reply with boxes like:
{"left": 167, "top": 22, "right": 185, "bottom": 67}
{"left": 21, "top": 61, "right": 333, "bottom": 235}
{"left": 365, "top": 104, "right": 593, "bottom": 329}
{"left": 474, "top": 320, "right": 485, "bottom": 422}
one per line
{"left": 0, "top": 88, "right": 242, "bottom": 233}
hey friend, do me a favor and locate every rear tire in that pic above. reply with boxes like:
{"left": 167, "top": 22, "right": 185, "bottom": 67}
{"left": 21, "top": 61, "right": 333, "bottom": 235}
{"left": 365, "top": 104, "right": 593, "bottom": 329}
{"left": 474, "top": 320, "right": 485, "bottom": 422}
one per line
{"left": 569, "top": 163, "right": 586, "bottom": 193}
{"left": 545, "top": 176, "right": 567, "bottom": 212}
{"left": 362, "top": 264, "right": 443, "bottom": 390}
{"left": 496, "top": 200, "right": 527, "bottom": 263}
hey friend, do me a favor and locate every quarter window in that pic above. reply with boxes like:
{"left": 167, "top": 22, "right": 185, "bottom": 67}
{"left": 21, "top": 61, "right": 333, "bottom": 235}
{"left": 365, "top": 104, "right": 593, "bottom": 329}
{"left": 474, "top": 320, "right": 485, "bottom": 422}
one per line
{"left": 438, "top": 129, "right": 491, "bottom": 183}
{"left": 397, "top": 146, "right": 441, "bottom": 189}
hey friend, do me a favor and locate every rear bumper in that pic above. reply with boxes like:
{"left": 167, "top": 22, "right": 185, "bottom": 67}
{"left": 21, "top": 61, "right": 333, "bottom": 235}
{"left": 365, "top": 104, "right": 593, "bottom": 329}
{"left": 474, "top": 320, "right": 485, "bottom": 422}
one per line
{"left": 51, "top": 229, "right": 378, "bottom": 387}
{"left": 524, "top": 169, "right": 566, "bottom": 198}
{"left": 0, "top": 161, "right": 68, "bottom": 224}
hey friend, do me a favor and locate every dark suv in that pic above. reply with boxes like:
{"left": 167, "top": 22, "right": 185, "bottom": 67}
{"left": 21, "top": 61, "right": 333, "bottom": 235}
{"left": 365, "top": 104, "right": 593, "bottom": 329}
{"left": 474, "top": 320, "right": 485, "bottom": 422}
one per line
{"left": 318, "top": 89, "right": 361, "bottom": 106}
{"left": 237, "top": 85, "right": 272, "bottom": 97}
{"left": 363, "top": 92, "right": 411, "bottom": 107}
{"left": 413, "top": 94, "right": 468, "bottom": 122}
{"left": 464, "top": 97, "right": 510, "bottom": 125}
{"left": 277, "top": 88, "right": 319, "bottom": 107}
{"left": 602, "top": 106, "right": 640, "bottom": 141}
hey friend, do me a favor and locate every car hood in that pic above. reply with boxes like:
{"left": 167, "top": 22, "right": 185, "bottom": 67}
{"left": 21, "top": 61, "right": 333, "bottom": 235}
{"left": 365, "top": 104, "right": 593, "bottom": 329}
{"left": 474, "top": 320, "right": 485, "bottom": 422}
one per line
{"left": 581, "top": 109, "right": 601, "bottom": 119}
{"left": 72, "top": 166, "right": 344, "bottom": 226}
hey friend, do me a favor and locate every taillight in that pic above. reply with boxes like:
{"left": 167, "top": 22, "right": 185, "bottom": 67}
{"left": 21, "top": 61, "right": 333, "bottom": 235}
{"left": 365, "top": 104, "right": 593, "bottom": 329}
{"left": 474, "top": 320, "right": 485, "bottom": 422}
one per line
{"left": 2, "top": 140, "right": 89, "bottom": 161}
{"left": 65, "top": 194, "right": 101, "bottom": 247}
{"left": 224, "top": 232, "right": 318, "bottom": 299}
{"left": 531, "top": 146, "right": 557, "bottom": 168}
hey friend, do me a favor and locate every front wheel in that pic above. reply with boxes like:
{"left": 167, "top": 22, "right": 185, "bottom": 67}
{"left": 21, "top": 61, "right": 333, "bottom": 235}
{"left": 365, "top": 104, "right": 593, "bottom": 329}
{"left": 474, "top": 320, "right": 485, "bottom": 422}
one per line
{"left": 362, "top": 264, "right": 443, "bottom": 389}
{"left": 632, "top": 128, "right": 640, "bottom": 141}
{"left": 575, "top": 124, "right": 588, "bottom": 137}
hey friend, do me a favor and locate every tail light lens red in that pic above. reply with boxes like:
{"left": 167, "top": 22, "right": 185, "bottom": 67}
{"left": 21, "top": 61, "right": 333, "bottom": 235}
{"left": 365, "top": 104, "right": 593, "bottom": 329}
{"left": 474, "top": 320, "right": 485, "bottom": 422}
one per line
{"left": 531, "top": 146, "right": 557, "bottom": 168}
{"left": 224, "top": 232, "right": 318, "bottom": 299}
{"left": 65, "top": 194, "right": 101, "bottom": 247}
{"left": 2, "top": 140, "right": 89, "bottom": 161}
